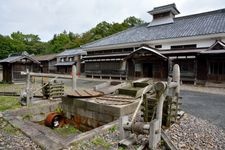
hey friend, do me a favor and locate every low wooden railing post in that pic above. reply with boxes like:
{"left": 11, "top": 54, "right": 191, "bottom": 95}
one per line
{"left": 26, "top": 69, "right": 31, "bottom": 106}
{"left": 72, "top": 65, "right": 77, "bottom": 90}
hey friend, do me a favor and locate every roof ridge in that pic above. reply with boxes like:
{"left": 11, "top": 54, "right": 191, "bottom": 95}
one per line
{"left": 81, "top": 7, "right": 225, "bottom": 49}
{"left": 175, "top": 8, "right": 225, "bottom": 20}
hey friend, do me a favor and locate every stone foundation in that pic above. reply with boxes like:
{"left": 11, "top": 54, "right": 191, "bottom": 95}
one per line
{"left": 62, "top": 97, "right": 138, "bottom": 131}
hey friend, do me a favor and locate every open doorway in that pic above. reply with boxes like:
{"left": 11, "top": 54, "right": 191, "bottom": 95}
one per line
{"left": 143, "top": 63, "right": 153, "bottom": 77}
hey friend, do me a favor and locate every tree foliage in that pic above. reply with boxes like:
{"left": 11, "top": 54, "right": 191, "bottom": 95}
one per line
{"left": 0, "top": 16, "right": 144, "bottom": 58}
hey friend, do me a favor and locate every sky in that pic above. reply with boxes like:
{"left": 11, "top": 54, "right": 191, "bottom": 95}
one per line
{"left": 0, "top": 0, "right": 225, "bottom": 42}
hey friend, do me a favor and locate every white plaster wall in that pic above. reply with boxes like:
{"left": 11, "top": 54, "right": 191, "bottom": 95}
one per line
{"left": 154, "top": 38, "right": 217, "bottom": 50}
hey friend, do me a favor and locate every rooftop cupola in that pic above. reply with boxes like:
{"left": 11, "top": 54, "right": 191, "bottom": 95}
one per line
{"left": 148, "top": 3, "right": 180, "bottom": 27}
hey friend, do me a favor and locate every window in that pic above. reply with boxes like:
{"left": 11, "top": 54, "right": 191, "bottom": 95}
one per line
{"left": 153, "top": 12, "right": 171, "bottom": 19}
{"left": 155, "top": 45, "right": 162, "bottom": 49}
{"left": 69, "top": 57, "right": 73, "bottom": 62}
{"left": 171, "top": 44, "right": 197, "bottom": 50}
{"left": 60, "top": 58, "right": 64, "bottom": 62}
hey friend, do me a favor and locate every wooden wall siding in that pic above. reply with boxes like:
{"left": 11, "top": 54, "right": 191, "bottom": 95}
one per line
{"left": 57, "top": 66, "right": 72, "bottom": 74}
{"left": 85, "top": 61, "right": 122, "bottom": 73}
{"left": 196, "top": 56, "right": 207, "bottom": 81}
{"left": 40, "top": 61, "right": 49, "bottom": 73}
{"left": 127, "top": 60, "right": 135, "bottom": 78}
{"left": 12, "top": 63, "right": 33, "bottom": 81}
{"left": 152, "top": 61, "right": 168, "bottom": 79}
{"left": 50, "top": 61, "right": 57, "bottom": 73}
{"left": 208, "top": 74, "right": 225, "bottom": 82}
{"left": 2, "top": 62, "right": 36, "bottom": 82}
{"left": 127, "top": 56, "right": 168, "bottom": 79}
{"left": 207, "top": 54, "right": 225, "bottom": 82}
{"left": 2, "top": 63, "right": 12, "bottom": 83}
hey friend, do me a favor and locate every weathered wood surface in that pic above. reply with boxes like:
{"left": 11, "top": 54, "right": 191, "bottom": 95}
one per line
{"left": 21, "top": 72, "right": 72, "bottom": 79}
{"left": 94, "top": 95, "right": 136, "bottom": 105}
{"left": 66, "top": 89, "right": 103, "bottom": 98}
{"left": 161, "top": 129, "right": 178, "bottom": 150}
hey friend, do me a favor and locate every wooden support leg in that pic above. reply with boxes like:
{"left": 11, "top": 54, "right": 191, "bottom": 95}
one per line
{"left": 119, "top": 116, "right": 129, "bottom": 140}
{"left": 149, "top": 119, "right": 160, "bottom": 150}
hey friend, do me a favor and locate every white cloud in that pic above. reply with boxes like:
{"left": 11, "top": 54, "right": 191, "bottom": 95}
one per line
{"left": 0, "top": 0, "right": 224, "bottom": 41}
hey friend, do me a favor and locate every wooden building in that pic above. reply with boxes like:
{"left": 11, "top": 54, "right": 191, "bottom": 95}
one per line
{"left": 55, "top": 48, "right": 87, "bottom": 74}
{"left": 82, "top": 4, "right": 225, "bottom": 85}
{"left": 125, "top": 47, "right": 168, "bottom": 80}
{"left": 0, "top": 52, "right": 40, "bottom": 83}
{"left": 33, "top": 54, "right": 57, "bottom": 73}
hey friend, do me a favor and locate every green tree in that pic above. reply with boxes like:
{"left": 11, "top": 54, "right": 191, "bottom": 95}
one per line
{"left": 123, "top": 16, "right": 144, "bottom": 27}
{"left": 0, "top": 35, "right": 14, "bottom": 59}
{"left": 0, "top": 16, "right": 145, "bottom": 58}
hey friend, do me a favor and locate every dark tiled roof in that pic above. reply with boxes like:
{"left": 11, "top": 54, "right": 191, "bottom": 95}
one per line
{"left": 83, "top": 9, "right": 225, "bottom": 49}
{"left": 124, "top": 46, "right": 167, "bottom": 60}
{"left": 57, "top": 48, "right": 87, "bottom": 57}
{"left": 0, "top": 55, "right": 40, "bottom": 64}
{"left": 148, "top": 3, "right": 180, "bottom": 15}
{"left": 33, "top": 54, "right": 57, "bottom": 61}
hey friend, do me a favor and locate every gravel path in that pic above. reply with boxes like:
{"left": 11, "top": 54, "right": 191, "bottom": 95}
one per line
{"left": 67, "top": 113, "right": 225, "bottom": 150}
{"left": 1, "top": 112, "right": 225, "bottom": 149}
{"left": 67, "top": 125, "right": 121, "bottom": 150}
{"left": 0, "top": 117, "right": 40, "bottom": 150}
{"left": 166, "top": 113, "right": 225, "bottom": 150}
{"left": 0, "top": 80, "right": 224, "bottom": 149}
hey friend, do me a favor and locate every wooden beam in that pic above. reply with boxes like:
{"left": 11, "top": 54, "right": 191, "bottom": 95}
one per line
{"left": 21, "top": 72, "right": 72, "bottom": 79}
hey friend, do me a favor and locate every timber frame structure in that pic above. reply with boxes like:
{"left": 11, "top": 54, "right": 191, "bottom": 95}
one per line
{"left": 82, "top": 4, "right": 225, "bottom": 85}
{"left": 0, "top": 52, "right": 40, "bottom": 83}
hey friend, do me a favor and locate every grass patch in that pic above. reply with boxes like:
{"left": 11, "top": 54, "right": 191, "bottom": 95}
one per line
{"left": 91, "top": 136, "right": 111, "bottom": 149}
{"left": 0, "top": 96, "right": 21, "bottom": 112}
{"left": 54, "top": 124, "right": 80, "bottom": 137}
{"left": 108, "top": 125, "right": 117, "bottom": 133}
{"left": 0, "top": 83, "right": 23, "bottom": 93}
{"left": 0, "top": 118, "right": 20, "bottom": 135}
{"left": 3, "top": 123, "right": 20, "bottom": 135}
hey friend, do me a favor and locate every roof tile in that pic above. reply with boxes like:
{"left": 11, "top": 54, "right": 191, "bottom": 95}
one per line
{"left": 83, "top": 9, "right": 225, "bottom": 49}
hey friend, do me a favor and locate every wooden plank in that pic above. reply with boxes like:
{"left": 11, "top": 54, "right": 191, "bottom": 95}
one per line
{"left": 84, "top": 90, "right": 99, "bottom": 96}
{"left": 104, "top": 95, "right": 134, "bottom": 99}
{"left": 96, "top": 97, "right": 135, "bottom": 102}
{"left": 76, "top": 90, "right": 90, "bottom": 97}
{"left": 161, "top": 130, "right": 178, "bottom": 150}
{"left": 21, "top": 72, "right": 72, "bottom": 79}
{"left": 66, "top": 89, "right": 103, "bottom": 98}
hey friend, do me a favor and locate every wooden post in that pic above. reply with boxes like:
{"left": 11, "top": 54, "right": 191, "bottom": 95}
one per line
{"left": 26, "top": 69, "right": 31, "bottom": 106}
{"left": 173, "top": 64, "right": 180, "bottom": 122}
{"left": 119, "top": 116, "right": 129, "bottom": 140}
{"left": 149, "top": 119, "right": 160, "bottom": 149}
{"left": 72, "top": 65, "right": 77, "bottom": 90}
